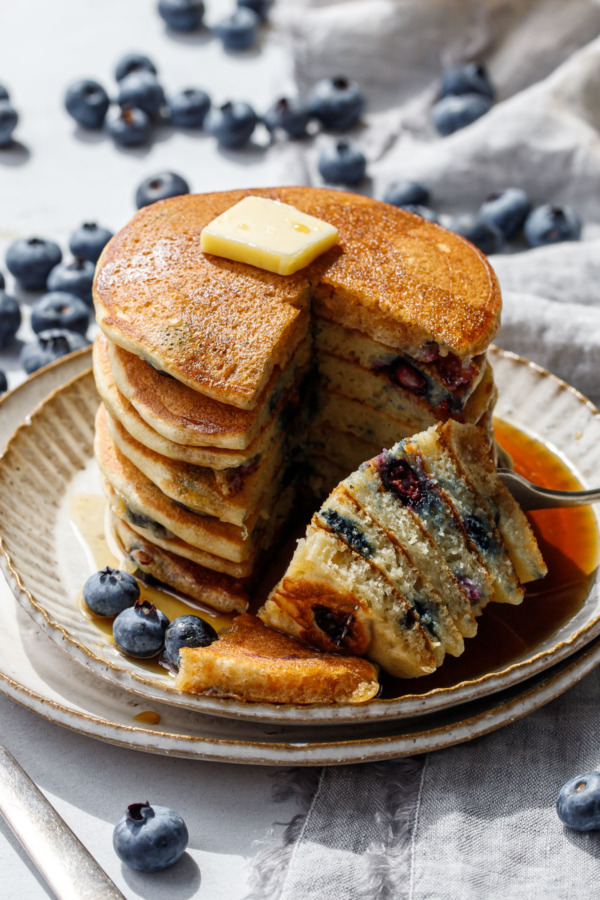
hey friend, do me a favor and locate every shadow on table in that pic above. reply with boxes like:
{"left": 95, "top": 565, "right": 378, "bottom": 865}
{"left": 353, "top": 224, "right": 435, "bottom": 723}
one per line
{"left": 122, "top": 852, "right": 201, "bottom": 899}
{"left": 0, "top": 140, "right": 30, "bottom": 166}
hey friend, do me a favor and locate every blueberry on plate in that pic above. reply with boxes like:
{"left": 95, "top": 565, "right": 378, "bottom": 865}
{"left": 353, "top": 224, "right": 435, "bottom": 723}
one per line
{"left": 157, "top": 0, "right": 205, "bottom": 32}
{"left": 0, "top": 292, "right": 21, "bottom": 349}
{"left": 478, "top": 187, "right": 532, "bottom": 240}
{"left": 318, "top": 138, "right": 366, "bottom": 185}
{"left": 524, "top": 204, "right": 582, "bottom": 247}
{"left": 383, "top": 180, "right": 430, "bottom": 209}
{"left": 0, "top": 370, "right": 7, "bottom": 394}
{"left": 115, "top": 52, "right": 158, "bottom": 83}
{"left": 213, "top": 8, "right": 260, "bottom": 51}
{"left": 163, "top": 615, "right": 218, "bottom": 668}
{"left": 263, "top": 97, "right": 311, "bottom": 139}
{"left": 31, "top": 292, "right": 90, "bottom": 336}
{"left": 440, "top": 62, "right": 495, "bottom": 101}
{"left": 113, "top": 599, "right": 169, "bottom": 658}
{"left": 113, "top": 802, "right": 188, "bottom": 872}
{"left": 168, "top": 88, "right": 210, "bottom": 128}
{"left": 0, "top": 100, "right": 18, "bottom": 146}
{"left": 106, "top": 105, "right": 152, "bottom": 147}
{"left": 83, "top": 567, "right": 140, "bottom": 617}
{"left": 47, "top": 258, "right": 95, "bottom": 305}
{"left": 557, "top": 772, "right": 600, "bottom": 831}
{"left": 117, "top": 71, "right": 165, "bottom": 118}
{"left": 432, "top": 93, "right": 492, "bottom": 136}
{"left": 205, "top": 101, "right": 258, "bottom": 148}
{"left": 64, "top": 79, "right": 110, "bottom": 130}
{"left": 19, "top": 329, "right": 90, "bottom": 375}
{"left": 448, "top": 214, "right": 504, "bottom": 255}
{"left": 308, "top": 76, "right": 364, "bottom": 131}
{"left": 237, "top": 0, "right": 272, "bottom": 21}
{"left": 69, "top": 222, "right": 113, "bottom": 263}
{"left": 401, "top": 204, "right": 439, "bottom": 223}
{"left": 135, "top": 171, "right": 190, "bottom": 209}
{"left": 6, "top": 237, "right": 62, "bottom": 291}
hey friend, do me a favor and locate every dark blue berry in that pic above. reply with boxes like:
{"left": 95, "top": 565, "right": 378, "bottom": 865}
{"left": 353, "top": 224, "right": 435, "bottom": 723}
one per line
{"left": 31, "top": 292, "right": 90, "bottom": 336}
{"left": 205, "top": 101, "right": 258, "bottom": 148}
{"left": 432, "top": 93, "right": 492, "bottom": 136}
{"left": 440, "top": 63, "right": 495, "bottom": 101}
{"left": 557, "top": 772, "right": 600, "bottom": 831}
{"left": 378, "top": 454, "right": 426, "bottom": 509}
{"left": 163, "top": 615, "right": 218, "bottom": 668}
{"left": 448, "top": 214, "right": 504, "bottom": 255}
{"left": 263, "top": 97, "right": 311, "bottom": 139}
{"left": 117, "top": 72, "right": 165, "bottom": 118}
{"left": 64, "top": 80, "right": 110, "bottom": 130}
{"left": 478, "top": 188, "right": 531, "bottom": 240}
{"left": 318, "top": 138, "right": 366, "bottom": 185}
{"left": 0, "top": 370, "right": 7, "bottom": 394}
{"left": 113, "top": 599, "right": 169, "bottom": 658}
{"left": 383, "top": 180, "right": 430, "bottom": 208}
{"left": 47, "top": 258, "right": 95, "bottom": 305}
{"left": 402, "top": 205, "right": 439, "bottom": 222}
{"left": 464, "top": 515, "right": 492, "bottom": 551}
{"left": 168, "top": 88, "right": 210, "bottom": 128}
{"left": 6, "top": 237, "right": 62, "bottom": 290}
{"left": 237, "top": 0, "right": 272, "bottom": 21}
{"left": 0, "top": 100, "right": 18, "bottom": 146}
{"left": 308, "top": 76, "right": 364, "bottom": 131}
{"left": 0, "top": 271, "right": 4, "bottom": 289}
{"left": 69, "top": 222, "right": 113, "bottom": 263}
{"left": 83, "top": 566, "right": 140, "bottom": 617}
{"left": 115, "top": 53, "right": 158, "bottom": 83}
{"left": 158, "top": 0, "right": 205, "bottom": 32}
{"left": 320, "top": 509, "right": 373, "bottom": 558}
{"left": 214, "top": 8, "right": 260, "bottom": 51}
{"left": 312, "top": 605, "right": 355, "bottom": 648}
{"left": 0, "top": 292, "right": 21, "bottom": 349}
{"left": 524, "top": 204, "right": 581, "bottom": 247}
{"left": 19, "top": 329, "right": 90, "bottom": 375}
{"left": 135, "top": 171, "right": 190, "bottom": 209}
{"left": 113, "top": 802, "right": 188, "bottom": 872}
{"left": 106, "top": 106, "right": 152, "bottom": 147}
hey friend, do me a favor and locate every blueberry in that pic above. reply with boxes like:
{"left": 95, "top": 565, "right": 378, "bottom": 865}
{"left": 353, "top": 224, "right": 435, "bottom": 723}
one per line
{"left": 47, "top": 258, "right": 95, "bottom": 305}
{"left": 432, "top": 93, "right": 492, "bottom": 136}
{"left": 0, "top": 370, "right": 7, "bottom": 394}
{"left": 263, "top": 97, "right": 311, "bottom": 139}
{"left": 83, "top": 566, "right": 140, "bottom": 617}
{"left": 237, "top": 0, "right": 272, "bottom": 21}
{"left": 0, "top": 292, "right": 21, "bottom": 349}
{"left": 478, "top": 188, "right": 532, "bottom": 240}
{"left": 0, "top": 271, "right": 4, "bottom": 289}
{"left": 205, "top": 101, "right": 258, "bottom": 148}
{"left": 378, "top": 454, "right": 426, "bottom": 509}
{"left": 318, "top": 138, "right": 366, "bottom": 185}
{"left": 135, "top": 171, "right": 190, "bottom": 209}
{"left": 524, "top": 204, "right": 582, "bottom": 247}
{"left": 31, "top": 292, "right": 90, "bottom": 336}
{"left": 308, "top": 76, "right": 364, "bottom": 131}
{"left": 0, "top": 100, "right": 18, "bottom": 146}
{"left": 557, "top": 772, "right": 600, "bottom": 831}
{"left": 113, "top": 599, "right": 169, "bottom": 658}
{"left": 19, "top": 329, "right": 90, "bottom": 375}
{"left": 6, "top": 237, "right": 62, "bottom": 291}
{"left": 383, "top": 180, "right": 430, "bottom": 209}
{"left": 320, "top": 509, "right": 373, "bottom": 558}
{"left": 69, "top": 222, "right": 113, "bottom": 263}
{"left": 440, "top": 63, "right": 495, "bottom": 101}
{"left": 64, "top": 79, "right": 110, "bottom": 130}
{"left": 402, "top": 205, "right": 439, "bottom": 223}
{"left": 113, "top": 802, "right": 188, "bottom": 872}
{"left": 214, "top": 8, "right": 260, "bottom": 51}
{"left": 448, "top": 214, "right": 504, "bottom": 255}
{"left": 106, "top": 106, "right": 152, "bottom": 147}
{"left": 117, "top": 72, "right": 165, "bottom": 118}
{"left": 157, "top": 0, "right": 205, "bottom": 32}
{"left": 168, "top": 88, "right": 210, "bottom": 128}
{"left": 115, "top": 53, "right": 158, "bottom": 83}
{"left": 163, "top": 615, "right": 218, "bottom": 668}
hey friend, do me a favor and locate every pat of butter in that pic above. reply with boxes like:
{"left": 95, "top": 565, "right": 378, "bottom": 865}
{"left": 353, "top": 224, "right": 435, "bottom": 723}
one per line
{"left": 200, "top": 196, "right": 338, "bottom": 276}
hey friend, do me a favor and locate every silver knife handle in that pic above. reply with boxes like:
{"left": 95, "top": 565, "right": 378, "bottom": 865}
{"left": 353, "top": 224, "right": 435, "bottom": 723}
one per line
{"left": 0, "top": 746, "right": 125, "bottom": 900}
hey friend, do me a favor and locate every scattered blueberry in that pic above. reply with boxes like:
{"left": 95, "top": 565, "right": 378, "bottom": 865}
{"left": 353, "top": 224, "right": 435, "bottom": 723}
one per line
{"left": 0, "top": 370, "right": 7, "bottom": 395}
{"left": 557, "top": 772, "right": 600, "bottom": 831}
{"left": 524, "top": 204, "right": 582, "bottom": 247}
{"left": 117, "top": 72, "right": 165, "bottom": 118}
{"left": 318, "top": 138, "right": 366, "bottom": 185}
{"left": 383, "top": 180, "right": 430, "bottom": 209}
{"left": 31, "top": 292, "right": 90, "bottom": 336}
{"left": 308, "top": 76, "right": 364, "bottom": 131}
{"left": 135, "top": 171, "right": 190, "bottom": 209}
{"left": 6, "top": 237, "right": 62, "bottom": 291}
{"left": 69, "top": 222, "right": 113, "bottom": 263}
{"left": 113, "top": 599, "right": 169, "bottom": 658}
{"left": 448, "top": 214, "right": 504, "bottom": 255}
{"left": 205, "top": 101, "right": 258, "bottom": 148}
{"left": 0, "top": 292, "right": 21, "bottom": 349}
{"left": 106, "top": 106, "right": 152, "bottom": 147}
{"left": 440, "top": 63, "right": 495, "bottom": 101}
{"left": 402, "top": 205, "right": 439, "bottom": 223}
{"left": 83, "top": 566, "right": 140, "bottom": 617}
{"left": 163, "top": 615, "right": 218, "bottom": 668}
{"left": 168, "top": 88, "right": 210, "bottom": 128}
{"left": 47, "top": 258, "right": 95, "bottom": 305}
{"left": 113, "top": 802, "right": 188, "bottom": 872}
{"left": 64, "top": 79, "right": 110, "bottom": 130}
{"left": 214, "top": 8, "right": 260, "bottom": 51}
{"left": 115, "top": 53, "right": 158, "bottom": 83}
{"left": 478, "top": 188, "right": 532, "bottom": 240}
{"left": 237, "top": 0, "right": 272, "bottom": 20}
{"left": 157, "top": 0, "right": 205, "bottom": 32}
{"left": 264, "top": 97, "right": 311, "bottom": 139}
{"left": 19, "top": 329, "right": 90, "bottom": 375}
{"left": 0, "top": 100, "right": 18, "bottom": 146}
{"left": 432, "top": 93, "right": 492, "bottom": 136}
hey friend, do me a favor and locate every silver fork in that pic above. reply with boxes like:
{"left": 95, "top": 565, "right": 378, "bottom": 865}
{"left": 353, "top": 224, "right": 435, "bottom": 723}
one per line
{"left": 498, "top": 469, "right": 600, "bottom": 511}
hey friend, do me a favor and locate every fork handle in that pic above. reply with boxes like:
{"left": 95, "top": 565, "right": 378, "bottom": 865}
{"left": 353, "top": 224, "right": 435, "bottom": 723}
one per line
{"left": 499, "top": 469, "right": 600, "bottom": 510}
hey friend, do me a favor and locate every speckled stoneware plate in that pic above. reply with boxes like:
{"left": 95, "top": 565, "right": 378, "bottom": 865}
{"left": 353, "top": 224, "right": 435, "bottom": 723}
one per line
{"left": 1, "top": 347, "right": 599, "bottom": 728}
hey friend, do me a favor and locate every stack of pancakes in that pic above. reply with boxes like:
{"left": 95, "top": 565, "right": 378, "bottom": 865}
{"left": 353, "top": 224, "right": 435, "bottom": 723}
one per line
{"left": 92, "top": 187, "right": 501, "bottom": 614}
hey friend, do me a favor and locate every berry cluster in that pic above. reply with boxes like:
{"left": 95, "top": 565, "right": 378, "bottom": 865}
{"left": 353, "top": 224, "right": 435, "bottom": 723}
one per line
{"left": 158, "top": 0, "right": 272, "bottom": 49}
{"left": 432, "top": 62, "right": 495, "bottom": 136}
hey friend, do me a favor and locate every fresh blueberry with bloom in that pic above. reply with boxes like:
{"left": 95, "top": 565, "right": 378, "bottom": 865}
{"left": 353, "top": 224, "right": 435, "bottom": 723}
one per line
{"left": 117, "top": 72, "right": 165, "bottom": 118}
{"left": 0, "top": 292, "right": 21, "bottom": 349}
{"left": 47, "top": 258, "right": 95, "bottom": 305}
{"left": 402, "top": 205, "right": 439, "bottom": 223}
{"left": 263, "top": 97, "right": 312, "bottom": 139}
{"left": 557, "top": 772, "right": 600, "bottom": 831}
{"left": 205, "top": 101, "right": 258, "bottom": 148}
{"left": 214, "top": 8, "right": 260, "bottom": 51}
{"left": 237, "top": 0, "right": 272, "bottom": 21}
{"left": 157, "top": 0, "right": 205, "bottom": 32}
{"left": 432, "top": 93, "right": 492, "bottom": 136}
{"left": 115, "top": 53, "right": 158, "bottom": 83}
{"left": 31, "top": 292, "right": 90, "bottom": 336}
{"left": 524, "top": 204, "right": 581, "bottom": 247}
{"left": 64, "top": 79, "right": 110, "bottom": 130}
{"left": 135, "top": 171, "right": 190, "bottom": 209}
{"left": 308, "top": 76, "right": 364, "bottom": 131}
{"left": 113, "top": 802, "right": 188, "bottom": 872}
{"left": 318, "top": 138, "right": 366, "bottom": 185}
{"left": 113, "top": 599, "right": 169, "bottom": 658}
{"left": 83, "top": 567, "right": 140, "bottom": 617}
{"left": 163, "top": 615, "right": 218, "bottom": 668}
{"left": 383, "top": 180, "right": 430, "bottom": 209}
{"left": 448, "top": 214, "right": 504, "bottom": 255}
{"left": 6, "top": 237, "right": 62, "bottom": 291}
{"left": 0, "top": 100, "right": 18, "bottom": 146}
{"left": 168, "top": 88, "right": 210, "bottom": 128}
{"left": 69, "top": 222, "right": 113, "bottom": 263}
{"left": 440, "top": 63, "right": 495, "bottom": 101}
{"left": 0, "top": 370, "right": 7, "bottom": 394}
{"left": 20, "top": 329, "right": 89, "bottom": 375}
{"left": 106, "top": 106, "right": 152, "bottom": 147}
{"left": 478, "top": 187, "right": 532, "bottom": 240}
